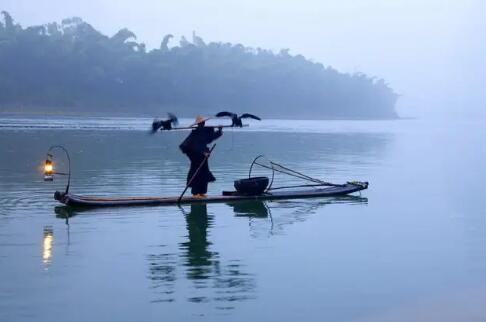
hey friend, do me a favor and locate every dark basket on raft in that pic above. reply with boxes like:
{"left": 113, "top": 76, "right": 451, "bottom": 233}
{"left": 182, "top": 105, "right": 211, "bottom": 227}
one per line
{"left": 234, "top": 176, "right": 269, "bottom": 195}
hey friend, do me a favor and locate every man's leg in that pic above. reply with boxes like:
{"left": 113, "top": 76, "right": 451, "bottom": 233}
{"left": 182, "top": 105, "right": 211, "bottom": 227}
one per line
{"left": 192, "top": 181, "right": 204, "bottom": 197}
{"left": 202, "top": 181, "right": 208, "bottom": 195}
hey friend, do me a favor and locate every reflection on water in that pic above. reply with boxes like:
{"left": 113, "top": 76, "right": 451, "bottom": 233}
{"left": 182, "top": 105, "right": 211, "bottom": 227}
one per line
{"left": 48, "top": 182, "right": 368, "bottom": 317}
{"left": 147, "top": 251, "right": 177, "bottom": 303}
{"left": 230, "top": 201, "right": 270, "bottom": 218}
{"left": 54, "top": 196, "right": 367, "bottom": 310}
{"left": 181, "top": 204, "right": 215, "bottom": 281}
{"left": 42, "top": 226, "right": 53, "bottom": 266}
{"left": 182, "top": 205, "right": 254, "bottom": 308}
{"left": 54, "top": 206, "right": 75, "bottom": 219}
{"left": 147, "top": 204, "right": 256, "bottom": 308}
{"left": 0, "top": 120, "right": 396, "bottom": 321}
{"left": 228, "top": 196, "right": 368, "bottom": 238}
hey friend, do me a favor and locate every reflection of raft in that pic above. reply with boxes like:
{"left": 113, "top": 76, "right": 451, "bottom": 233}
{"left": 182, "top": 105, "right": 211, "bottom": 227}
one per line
{"left": 231, "top": 200, "right": 270, "bottom": 218}
{"left": 54, "top": 182, "right": 368, "bottom": 208}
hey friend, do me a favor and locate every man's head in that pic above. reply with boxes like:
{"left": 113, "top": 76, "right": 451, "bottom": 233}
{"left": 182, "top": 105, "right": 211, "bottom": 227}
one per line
{"left": 193, "top": 115, "right": 208, "bottom": 127}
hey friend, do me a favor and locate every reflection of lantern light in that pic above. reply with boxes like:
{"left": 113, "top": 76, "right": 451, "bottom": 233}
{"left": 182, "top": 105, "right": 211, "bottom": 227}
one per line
{"left": 43, "top": 226, "right": 54, "bottom": 265}
{"left": 44, "top": 159, "right": 54, "bottom": 181}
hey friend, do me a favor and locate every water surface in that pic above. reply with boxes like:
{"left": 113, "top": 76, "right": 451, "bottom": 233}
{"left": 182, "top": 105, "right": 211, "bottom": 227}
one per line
{"left": 0, "top": 117, "right": 485, "bottom": 322}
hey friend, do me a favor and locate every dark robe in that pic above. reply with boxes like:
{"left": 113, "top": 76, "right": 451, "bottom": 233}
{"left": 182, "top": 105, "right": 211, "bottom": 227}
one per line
{"left": 179, "top": 126, "right": 222, "bottom": 194}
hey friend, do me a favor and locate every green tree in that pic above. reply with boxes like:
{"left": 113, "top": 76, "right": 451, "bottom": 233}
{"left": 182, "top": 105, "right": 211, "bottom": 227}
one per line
{"left": 0, "top": 11, "right": 398, "bottom": 118}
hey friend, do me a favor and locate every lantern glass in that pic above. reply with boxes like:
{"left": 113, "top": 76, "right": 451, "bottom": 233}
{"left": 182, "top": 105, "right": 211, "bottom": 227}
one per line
{"left": 44, "top": 160, "right": 54, "bottom": 174}
{"left": 44, "top": 159, "right": 54, "bottom": 181}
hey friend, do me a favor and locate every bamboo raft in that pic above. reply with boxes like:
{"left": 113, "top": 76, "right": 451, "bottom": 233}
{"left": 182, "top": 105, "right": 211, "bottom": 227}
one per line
{"left": 54, "top": 182, "right": 368, "bottom": 208}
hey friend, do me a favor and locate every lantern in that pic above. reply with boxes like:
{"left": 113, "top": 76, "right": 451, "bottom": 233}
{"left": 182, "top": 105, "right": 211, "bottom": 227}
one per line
{"left": 42, "top": 146, "right": 71, "bottom": 194}
{"left": 44, "top": 158, "right": 54, "bottom": 181}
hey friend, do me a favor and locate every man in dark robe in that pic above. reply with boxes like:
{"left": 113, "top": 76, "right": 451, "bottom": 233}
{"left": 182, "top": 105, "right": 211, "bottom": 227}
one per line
{"left": 179, "top": 116, "right": 223, "bottom": 198}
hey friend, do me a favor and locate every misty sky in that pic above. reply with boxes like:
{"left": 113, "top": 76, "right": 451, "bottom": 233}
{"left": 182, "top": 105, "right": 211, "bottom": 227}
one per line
{"left": 2, "top": 0, "right": 485, "bottom": 118}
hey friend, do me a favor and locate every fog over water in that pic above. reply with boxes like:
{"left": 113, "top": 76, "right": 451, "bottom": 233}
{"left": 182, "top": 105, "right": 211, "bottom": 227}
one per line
{"left": 1, "top": 1, "right": 486, "bottom": 321}
{"left": 2, "top": 0, "right": 485, "bottom": 119}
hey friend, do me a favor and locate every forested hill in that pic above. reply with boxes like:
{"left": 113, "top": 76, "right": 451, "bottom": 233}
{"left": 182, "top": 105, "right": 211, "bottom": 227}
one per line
{"left": 0, "top": 11, "right": 398, "bottom": 119}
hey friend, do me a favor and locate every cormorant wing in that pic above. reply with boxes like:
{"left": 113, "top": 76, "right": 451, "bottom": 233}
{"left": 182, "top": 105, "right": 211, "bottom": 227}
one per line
{"left": 215, "top": 111, "right": 236, "bottom": 118}
{"left": 167, "top": 112, "right": 179, "bottom": 126}
{"left": 151, "top": 119, "right": 163, "bottom": 133}
{"left": 240, "top": 113, "right": 261, "bottom": 121}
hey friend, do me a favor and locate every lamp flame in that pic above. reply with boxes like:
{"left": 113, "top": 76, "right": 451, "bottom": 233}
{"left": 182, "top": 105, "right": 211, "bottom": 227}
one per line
{"left": 44, "top": 159, "right": 54, "bottom": 181}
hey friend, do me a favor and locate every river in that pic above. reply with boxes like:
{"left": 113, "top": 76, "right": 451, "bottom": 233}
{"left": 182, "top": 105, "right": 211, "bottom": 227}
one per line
{"left": 0, "top": 117, "right": 485, "bottom": 321}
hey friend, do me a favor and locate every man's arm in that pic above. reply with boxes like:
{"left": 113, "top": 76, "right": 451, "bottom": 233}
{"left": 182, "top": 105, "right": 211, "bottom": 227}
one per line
{"left": 212, "top": 126, "right": 223, "bottom": 141}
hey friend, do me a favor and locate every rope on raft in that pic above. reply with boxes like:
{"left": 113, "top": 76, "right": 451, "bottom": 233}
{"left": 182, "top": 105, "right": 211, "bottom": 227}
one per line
{"left": 251, "top": 157, "right": 345, "bottom": 191}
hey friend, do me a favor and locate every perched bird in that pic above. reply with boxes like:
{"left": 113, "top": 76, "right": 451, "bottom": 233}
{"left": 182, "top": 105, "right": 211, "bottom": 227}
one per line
{"left": 151, "top": 113, "right": 179, "bottom": 133}
{"left": 215, "top": 112, "right": 261, "bottom": 127}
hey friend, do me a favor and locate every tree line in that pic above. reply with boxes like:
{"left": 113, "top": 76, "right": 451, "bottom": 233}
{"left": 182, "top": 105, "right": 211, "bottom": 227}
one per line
{"left": 0, "top": 11, "right": 398, "bottom": 118}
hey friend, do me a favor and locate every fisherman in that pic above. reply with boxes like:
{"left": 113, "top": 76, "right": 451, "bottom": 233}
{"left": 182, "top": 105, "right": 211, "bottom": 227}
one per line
{"left": 179, "top": 116, "right": 223, "bottom": 198}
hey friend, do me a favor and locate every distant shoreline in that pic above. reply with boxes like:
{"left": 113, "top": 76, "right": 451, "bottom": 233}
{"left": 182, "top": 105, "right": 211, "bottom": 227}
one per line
{"left": 0, "top": 12, "right": 398, "bottom": 121}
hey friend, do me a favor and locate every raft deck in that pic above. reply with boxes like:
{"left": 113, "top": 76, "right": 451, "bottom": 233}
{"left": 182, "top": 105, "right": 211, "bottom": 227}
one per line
{"left": 54, "top": 182, "right": 368, "bottom": 208}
